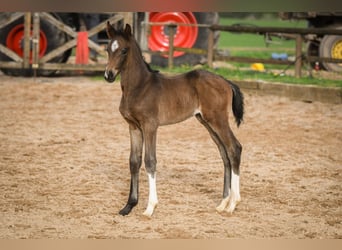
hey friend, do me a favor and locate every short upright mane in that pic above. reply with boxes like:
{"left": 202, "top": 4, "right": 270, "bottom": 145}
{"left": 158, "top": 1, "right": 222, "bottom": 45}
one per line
{"left": 129, "top": 35, "right": 159, "bottom": 74}
{"left": 144, "top": 61, "right": 159, "bottom": 73}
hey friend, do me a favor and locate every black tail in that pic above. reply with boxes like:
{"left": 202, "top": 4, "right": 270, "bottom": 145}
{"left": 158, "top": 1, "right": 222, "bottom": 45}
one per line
{"left": 229, "top": 81, "right": 244, "bottom": 127}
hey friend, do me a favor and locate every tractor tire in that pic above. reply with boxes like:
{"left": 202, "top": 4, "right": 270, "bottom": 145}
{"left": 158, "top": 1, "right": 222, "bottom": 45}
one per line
{"left": 0, "top": 13, "right": 71, "bottom": 76}
{"left": 319, "top": 25, "right": 342, "bottom": 72}
{"left": 149, "top": 12, "right": 219, "bottom": 67}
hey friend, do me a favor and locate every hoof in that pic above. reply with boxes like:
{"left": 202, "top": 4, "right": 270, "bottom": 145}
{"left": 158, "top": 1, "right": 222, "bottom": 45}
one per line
{"left": 225, "top": 198, "right": 241, "bottom": 214}
{"left": 119, "top": 203, "right": 135, "bottom": 216}
{"left": 216, "top": 197, "right": 230, "bottom": 213}
{"left": 142, "top": 210, "right": 153, "bottom": 218}
{"left": 216, "top": 205, "right": 225, "bottom": 213}
{"left": 142, "top": 202, "right": 157, "bottom": 217}
{"left": 119, "top": 209, "right": 130, "bottom": 216}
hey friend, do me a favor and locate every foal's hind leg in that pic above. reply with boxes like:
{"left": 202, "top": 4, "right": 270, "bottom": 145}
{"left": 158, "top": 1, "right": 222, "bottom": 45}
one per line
{"left": 217, "top": 126, "right": 241, "bottom": 214}
{"left": 223, "top": 129, "right": 242, "bottom": 214}
{"left": 196, "top": 114, "right": 231, "bottom": 212}
{"left": 196, "top": 113, "right": 242, "bottom": 214}
{"left": 119, "top": 125, "right": 143, "bottom": 216}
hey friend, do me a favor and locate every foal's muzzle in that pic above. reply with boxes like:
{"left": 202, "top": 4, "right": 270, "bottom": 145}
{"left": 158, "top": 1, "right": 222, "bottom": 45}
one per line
{"left": 104, "top": 69, "right": 118, "bottom": 83}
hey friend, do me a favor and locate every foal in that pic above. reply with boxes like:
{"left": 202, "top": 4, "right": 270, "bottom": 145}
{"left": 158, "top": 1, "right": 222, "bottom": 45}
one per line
{"left": 104, "top": 22, "right": 244, "bottom": 217}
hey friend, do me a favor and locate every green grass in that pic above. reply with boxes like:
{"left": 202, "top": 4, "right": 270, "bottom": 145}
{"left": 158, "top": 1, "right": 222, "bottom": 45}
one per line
{"left": 152, "top": 64, "right": 342, "bottom": 88}
{"left": 217, "top": 16, "right": 307, "bottom": 69}
{"left": 218, "top": 17, "right": 307, "bottom": 50}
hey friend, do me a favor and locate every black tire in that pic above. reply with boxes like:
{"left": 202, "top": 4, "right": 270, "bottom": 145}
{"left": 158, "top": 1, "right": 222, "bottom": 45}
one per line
{"left": 151, "top": 12, "right": 219, "bottom": 67}
{"left": 0, "top": 13, "right": 71, "bottom": 76}
{"left": 319, "top": 25, "right": 342, "bottom": 72}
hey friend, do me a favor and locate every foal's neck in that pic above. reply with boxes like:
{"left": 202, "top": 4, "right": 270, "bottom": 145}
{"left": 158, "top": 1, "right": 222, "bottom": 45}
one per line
{"left": 120, "top": 41, "right": 152, "bottom": 92}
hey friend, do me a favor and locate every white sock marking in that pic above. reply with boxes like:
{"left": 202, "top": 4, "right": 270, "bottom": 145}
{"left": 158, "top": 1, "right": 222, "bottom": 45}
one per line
{"left": 143, "top": 173, "right": 158, "bottom": 217}
{"left": 226, "top": 171, "right": 241, "bottom": 214}
{"left": 232, "top": 171, "right": 240, "bottom": 201}
{"left": 217, "top": 172, "right": 241, "bottom": 214}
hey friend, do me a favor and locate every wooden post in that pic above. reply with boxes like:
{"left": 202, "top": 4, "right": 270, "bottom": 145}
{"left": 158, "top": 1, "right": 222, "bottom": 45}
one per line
{"left": 23, "top": 12, "right": 31, "bottom": 70}
{"left": 168, "top": 24, "right": 177, "bottom": 69}
{"left": 295, "top": 35, "right": 303, "bottom": 78}
{"left": 32, "top": 12, "right": 40, "bottom": 76}
{"left": 207, "top": 27, "right": 214, "bottom": 68}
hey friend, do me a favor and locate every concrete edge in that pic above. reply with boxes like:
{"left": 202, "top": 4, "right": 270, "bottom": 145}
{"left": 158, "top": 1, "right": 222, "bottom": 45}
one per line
{"left": 235, "top": 80, "right": 342, "bottom": 104}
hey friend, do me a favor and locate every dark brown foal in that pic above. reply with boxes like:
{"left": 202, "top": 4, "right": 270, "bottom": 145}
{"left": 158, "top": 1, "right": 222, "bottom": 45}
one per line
{"left": 104, "top": 22, "right": 244, "bottom": 217}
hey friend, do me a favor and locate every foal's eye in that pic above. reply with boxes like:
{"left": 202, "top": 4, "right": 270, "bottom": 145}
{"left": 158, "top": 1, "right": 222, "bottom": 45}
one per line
{"left": 121, "top": 48, "right": 128, "bottom": 55}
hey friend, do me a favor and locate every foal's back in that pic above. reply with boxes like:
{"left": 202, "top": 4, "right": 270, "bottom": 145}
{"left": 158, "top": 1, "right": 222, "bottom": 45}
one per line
{"left": 155, "top": 69, "right": 233, "bottom": 126}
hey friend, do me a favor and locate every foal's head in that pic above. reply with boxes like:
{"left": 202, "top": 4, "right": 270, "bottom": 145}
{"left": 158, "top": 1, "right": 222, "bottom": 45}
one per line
{"left": 104, "top": 22, "right": 132, "bottom": 83}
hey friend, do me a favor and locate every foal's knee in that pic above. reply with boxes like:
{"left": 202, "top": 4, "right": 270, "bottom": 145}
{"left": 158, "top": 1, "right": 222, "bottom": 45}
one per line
{"left": 130, "top": 155, "right": 142, "bottom": 173}
{"left": 144, "top": 155, "right": 157, "bottom": 173}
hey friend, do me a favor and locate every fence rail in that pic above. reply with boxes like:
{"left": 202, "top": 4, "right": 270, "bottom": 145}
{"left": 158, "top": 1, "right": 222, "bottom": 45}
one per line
{"left": 0, "top": 12, "right": 125, "bottom": 75}
{"left": 1, "top": 14, "right": 342, "bottom": 77}
{"left": 145, "top": 21, "right": 342, "bottom": 77}
{"left": 207, "top": 24, "right": 342, "bottom": 77}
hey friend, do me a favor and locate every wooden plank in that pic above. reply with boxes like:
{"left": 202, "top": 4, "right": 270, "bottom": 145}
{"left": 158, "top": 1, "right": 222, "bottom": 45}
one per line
{"left": 32, "top": 13, "right": 40, "bottom": 70}
{"left": 87, "top": 14, "right": 124, "bottom": 37}
{"left": 23, "top": 13, "right": 31, "bottom": 69}
{"left": 40, "top": 12, "right": 77, "bottom": 37}
{"left": 39, "top": 39, "right": 76, "bottom": 63}
{"left": 295, "top": 35, "right": 303, "bottom": 78}
{"left": 213, "top": 54, "right": 342, "bottom": 66}
{"left": 305, "top": 56, "right": 342, "bottom": 63}
{"left": 144, "top": 47, "right": 207, "bottom": 56}
{"left": 174, "top": 47, "right": 207, "bottom": 55}
{"left": 88, "top": 40, "right": 106, "bottom": 56}
{"left": 148, "top": 21, "right": 210, "bottom": 28}
{"left": 0, "top": 44, "right": 23, "bottom": 62}
{"left": 0, "top": 61, "right": 23, "bottom": 69}
{"left": 207, "top": 29, "right": 214, "bottom": 68}
{"left": 0, "top": 12, "right": 24, "bottom": 29}
{"left": 39, "top": 63, "right": 106, "bottom": 71}
{"left": 214, "top": 55, "right": 291, "bottom": 65}
{"left": 210, "top": 24, "right": 342, "bottom": 36}
{"left": 167, "top": 24, "right": 176, "bottom": 69}
{"left": 121, "top": 12, "right": 133, "bottom": 27}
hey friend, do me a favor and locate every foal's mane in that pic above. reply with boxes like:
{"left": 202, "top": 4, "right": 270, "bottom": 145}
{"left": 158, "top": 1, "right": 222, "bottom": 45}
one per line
{"left": 126, "top": 31, "right": 159, "bottom": 74}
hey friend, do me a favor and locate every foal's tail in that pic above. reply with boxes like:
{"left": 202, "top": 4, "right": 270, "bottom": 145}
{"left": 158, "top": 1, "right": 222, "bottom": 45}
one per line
{"left": 229, "top": 81, "right": 244, "bottom": 127}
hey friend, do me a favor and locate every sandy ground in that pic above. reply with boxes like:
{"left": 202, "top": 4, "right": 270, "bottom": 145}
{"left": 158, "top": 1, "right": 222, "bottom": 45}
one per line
{"left": 0, "top": 74, "right": 341, "bottom": 239}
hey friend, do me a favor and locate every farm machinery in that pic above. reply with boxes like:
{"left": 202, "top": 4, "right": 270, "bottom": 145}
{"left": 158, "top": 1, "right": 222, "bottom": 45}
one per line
{"left": 0, "top": 12, "right": 341, "bottom": 76}
{"left": 280, "top": 12, "right": 342, "bottom": 72}
{"left": 0, "top": 12, "right": 218, "bottom": 76}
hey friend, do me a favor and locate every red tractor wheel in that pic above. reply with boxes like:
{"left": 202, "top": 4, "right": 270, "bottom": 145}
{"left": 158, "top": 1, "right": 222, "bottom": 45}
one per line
{"left": 148, "top": 12, "right": 219, "bottom": 67}
{"left": 6, "top": 23, "right": 48, "bottom": 60}
{"left": 149, "top": 12, "right": 198, "bottom": 58}
{"left": 0, "top": 13, "right": 71, "bottom": 76}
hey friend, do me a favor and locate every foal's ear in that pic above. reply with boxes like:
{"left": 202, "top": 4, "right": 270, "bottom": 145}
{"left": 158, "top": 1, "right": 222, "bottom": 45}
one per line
{"left": 106, "top": 21, "right": 116, "bottom": 39}
{"left": 124, "top": 24, "right": 132, "bottom": 37}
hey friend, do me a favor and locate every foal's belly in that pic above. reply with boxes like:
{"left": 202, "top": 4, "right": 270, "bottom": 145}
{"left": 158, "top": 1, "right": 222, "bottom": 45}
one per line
{"left": 158, "top": 100, "right": 198, "bottom": 126}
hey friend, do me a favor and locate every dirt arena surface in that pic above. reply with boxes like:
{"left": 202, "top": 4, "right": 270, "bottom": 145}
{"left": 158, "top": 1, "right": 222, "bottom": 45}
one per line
{"left": 0, "top": 74, "right": 341, "bottom": 239}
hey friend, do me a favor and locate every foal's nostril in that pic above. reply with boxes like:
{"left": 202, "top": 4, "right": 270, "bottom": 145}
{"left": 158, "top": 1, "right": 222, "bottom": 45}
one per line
{"left": 104, "top": 70, "right": 115, "bottom": 82}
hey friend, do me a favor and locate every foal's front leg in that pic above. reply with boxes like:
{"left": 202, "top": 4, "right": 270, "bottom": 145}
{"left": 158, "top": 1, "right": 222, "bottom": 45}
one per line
{"left": 142, "top": 126, "right": 158, "bottom": 217}
{"left": 119, "top": 125, "right": 143, "bottom": 216}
